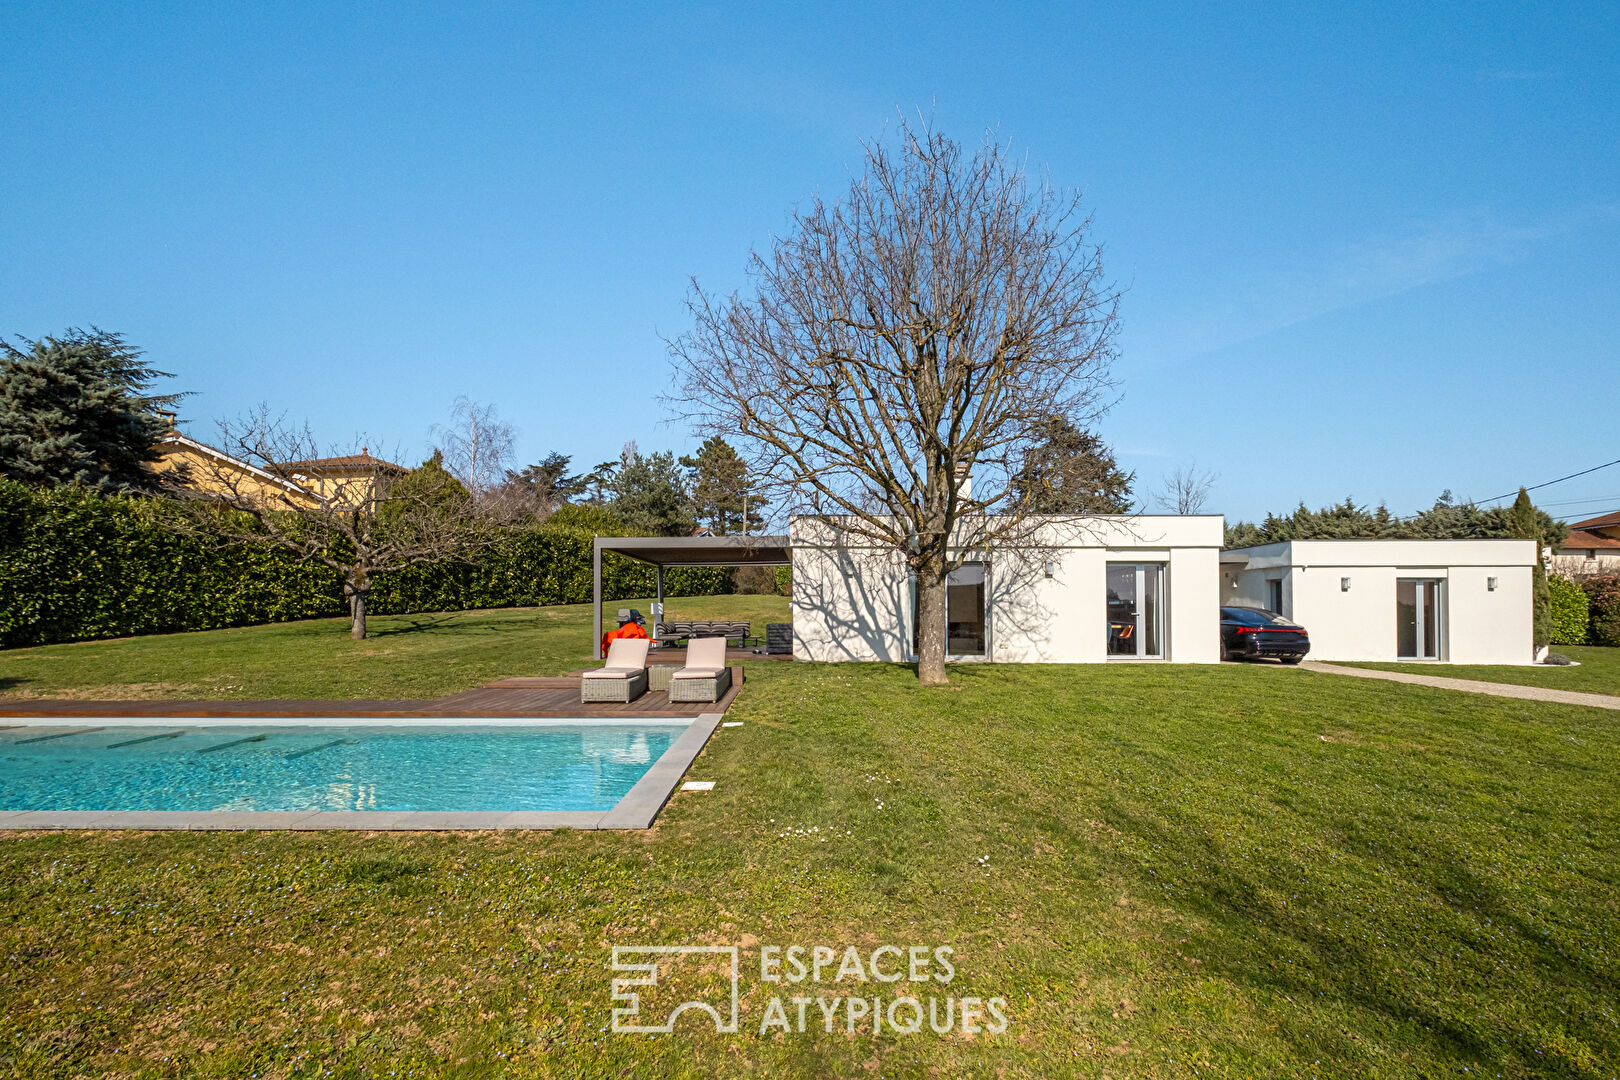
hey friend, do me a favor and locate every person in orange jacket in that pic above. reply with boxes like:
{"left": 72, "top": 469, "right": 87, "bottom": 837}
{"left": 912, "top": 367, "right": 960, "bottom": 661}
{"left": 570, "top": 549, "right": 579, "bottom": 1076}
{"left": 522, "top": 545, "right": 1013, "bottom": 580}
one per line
{"left": 600, "top": 615, "right": 650, "bottom": 656}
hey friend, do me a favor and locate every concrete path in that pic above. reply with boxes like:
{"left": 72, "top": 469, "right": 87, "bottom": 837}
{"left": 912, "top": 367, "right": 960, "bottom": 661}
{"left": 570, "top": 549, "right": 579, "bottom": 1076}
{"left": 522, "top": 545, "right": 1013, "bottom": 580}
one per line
{"left": 1302, "top": 662, "right": 1620, "bottom": 712}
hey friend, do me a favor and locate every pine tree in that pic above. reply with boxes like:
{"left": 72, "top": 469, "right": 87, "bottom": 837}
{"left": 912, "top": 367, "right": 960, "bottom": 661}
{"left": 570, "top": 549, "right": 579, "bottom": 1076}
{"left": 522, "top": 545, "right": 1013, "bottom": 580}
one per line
{"left": 500, "top": 452, "right": 588, "bottom": 515}
{"left": 609, "top": 444, "right": 694, "bottom": 536}
{"left": 680, "top": 436, "right": 765, "bottom": 534}
{"left": 0, "top": 328, "right": 183, "bottom": 490}
{"left": 1009, "top": 417, "right": 1133, "bottom": 514}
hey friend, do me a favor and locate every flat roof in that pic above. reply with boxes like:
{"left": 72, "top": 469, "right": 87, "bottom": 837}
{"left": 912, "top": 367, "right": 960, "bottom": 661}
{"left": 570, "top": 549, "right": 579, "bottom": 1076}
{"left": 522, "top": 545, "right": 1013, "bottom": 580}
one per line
{"left": 594, "top": 535, "right": 792, "bottom": 566}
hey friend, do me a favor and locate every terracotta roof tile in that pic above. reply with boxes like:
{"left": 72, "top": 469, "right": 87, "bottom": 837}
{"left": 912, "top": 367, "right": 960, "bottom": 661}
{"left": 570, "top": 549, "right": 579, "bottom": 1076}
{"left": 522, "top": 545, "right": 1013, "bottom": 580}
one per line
{"left": 1560, "top": 528, "right": 1620, "bottom": 551}
{"left": 278, "top": 452, "right": 407, "bottom": 473}
{"left": 1570, "top": 509, "right": 1620, "bottom": 530}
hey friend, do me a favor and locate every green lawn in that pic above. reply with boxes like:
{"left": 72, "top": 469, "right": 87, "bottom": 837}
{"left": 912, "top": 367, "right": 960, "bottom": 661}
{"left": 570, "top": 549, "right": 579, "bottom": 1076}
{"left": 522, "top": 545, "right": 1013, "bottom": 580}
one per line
{"left": 3, "top": 657, "right": 1617, "bottom": 1077}
{"left": 0, "top": 594, "right": 790, "bottom": 701}
{"left": 1350, "top": 643, "right": 1620, "bottom": 696}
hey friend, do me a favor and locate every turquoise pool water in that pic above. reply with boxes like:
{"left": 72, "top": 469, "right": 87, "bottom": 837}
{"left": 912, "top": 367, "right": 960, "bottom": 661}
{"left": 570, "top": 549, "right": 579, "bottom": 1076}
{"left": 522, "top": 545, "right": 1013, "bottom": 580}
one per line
{"left": 0, "top": 721, "right": 685, "bottom": 812}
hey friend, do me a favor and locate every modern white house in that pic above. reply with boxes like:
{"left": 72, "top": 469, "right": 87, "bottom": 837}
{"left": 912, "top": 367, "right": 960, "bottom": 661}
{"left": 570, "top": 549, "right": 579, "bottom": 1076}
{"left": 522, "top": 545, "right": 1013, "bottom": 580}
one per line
{"left": 787, "top": 519, "right": 1538, "bottom": 666}
{"left": 790, "top": 514, "right": 1225, "bottom": 664}
{"left": 1220, "top": 539, "right": 1538, "bottom": 664}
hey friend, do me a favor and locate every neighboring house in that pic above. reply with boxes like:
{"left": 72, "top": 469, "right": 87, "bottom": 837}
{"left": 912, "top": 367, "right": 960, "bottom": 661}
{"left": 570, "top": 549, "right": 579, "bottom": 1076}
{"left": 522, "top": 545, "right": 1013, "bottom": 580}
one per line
{"left": 149, "top": 430, "right": 319, "bottom": 508}
{"left": 276, "top": 448, "right": 408, "bottom": 507}
{"left": 790, "top": 514, "right": 1225, "bottom": 664}
{"left": 1550, "top": 509, "right": 1620, "bottom": 578}
{"left": 150, "top": 428, "right": 406, "bottom": 510}
{"left": 1221, "top": 539, "right": 1537, "bottom": 664}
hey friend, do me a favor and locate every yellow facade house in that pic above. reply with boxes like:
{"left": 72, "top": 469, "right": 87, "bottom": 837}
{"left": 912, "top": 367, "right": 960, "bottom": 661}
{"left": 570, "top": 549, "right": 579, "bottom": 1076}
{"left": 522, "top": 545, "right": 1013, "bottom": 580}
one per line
{"left": 149, "top": 428, "right": 407, "bottom": 510}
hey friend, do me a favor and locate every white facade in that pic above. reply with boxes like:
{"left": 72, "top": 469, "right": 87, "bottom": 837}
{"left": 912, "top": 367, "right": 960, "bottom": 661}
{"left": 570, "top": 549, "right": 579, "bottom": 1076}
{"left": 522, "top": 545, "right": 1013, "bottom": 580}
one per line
{"left": 1220, "top": 539, "right": 1537, "bottom": 664}
{"left": 790, "top": 515, "right": 1225, "bottom": 664}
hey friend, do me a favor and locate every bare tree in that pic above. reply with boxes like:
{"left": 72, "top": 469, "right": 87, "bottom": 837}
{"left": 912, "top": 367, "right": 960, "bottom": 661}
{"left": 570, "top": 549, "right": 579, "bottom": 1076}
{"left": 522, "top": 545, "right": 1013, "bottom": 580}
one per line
{"left": 172, "top": 406, "right": 487, "bottom": 640}
{"left": 1153, "top": 464, "right": 1217, "bottom": 515}
{"left": 434, "top": 397, "right": 516, "bottom": 498}
{"left": 668, "top": 120, "right": 1119, "bottom": 684}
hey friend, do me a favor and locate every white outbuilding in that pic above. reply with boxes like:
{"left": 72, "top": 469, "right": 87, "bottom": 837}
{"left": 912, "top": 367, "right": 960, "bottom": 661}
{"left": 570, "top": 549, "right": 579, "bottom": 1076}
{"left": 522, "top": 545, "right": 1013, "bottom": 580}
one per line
{"left": 1220, "top": 539, "right": 1538, "bottom": 664}
{"left": 790, "top": 514, "right": 1225, "bottom": 664}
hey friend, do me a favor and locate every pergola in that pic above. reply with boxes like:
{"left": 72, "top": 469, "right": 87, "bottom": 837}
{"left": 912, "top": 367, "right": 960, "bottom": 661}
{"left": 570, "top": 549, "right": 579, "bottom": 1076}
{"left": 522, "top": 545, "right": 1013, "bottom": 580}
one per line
{"left": 592, "top": 535, "right": 793, "bottom": 658}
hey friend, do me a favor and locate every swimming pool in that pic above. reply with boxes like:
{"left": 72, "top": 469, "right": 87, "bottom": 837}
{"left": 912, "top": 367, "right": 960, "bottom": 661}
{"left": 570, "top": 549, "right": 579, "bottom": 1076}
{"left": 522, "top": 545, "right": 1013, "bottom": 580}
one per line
{"left": 0, "top": 720, "right": 690, "bottom": 814}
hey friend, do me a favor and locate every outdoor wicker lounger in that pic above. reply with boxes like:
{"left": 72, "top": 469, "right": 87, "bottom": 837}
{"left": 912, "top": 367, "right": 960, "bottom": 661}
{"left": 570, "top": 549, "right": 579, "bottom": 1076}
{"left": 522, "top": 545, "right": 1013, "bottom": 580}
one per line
{"left": 667, "top": 636, "right": 732, "bottom": 703}
{"left": 581, "top": 638, "right": 651, "bottom": 703}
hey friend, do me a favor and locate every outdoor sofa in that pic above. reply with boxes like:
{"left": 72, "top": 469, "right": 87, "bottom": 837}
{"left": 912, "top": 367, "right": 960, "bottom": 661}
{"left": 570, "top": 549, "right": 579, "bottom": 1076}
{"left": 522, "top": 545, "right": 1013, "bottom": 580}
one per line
{"left": 667, "top": 636, "right": 732, "bottom": 703}
{"left": 581, "top": 638, "right": 651, "bottom": 703}
{"left": 656, "top": 620, "right": 754, "bottom": 647}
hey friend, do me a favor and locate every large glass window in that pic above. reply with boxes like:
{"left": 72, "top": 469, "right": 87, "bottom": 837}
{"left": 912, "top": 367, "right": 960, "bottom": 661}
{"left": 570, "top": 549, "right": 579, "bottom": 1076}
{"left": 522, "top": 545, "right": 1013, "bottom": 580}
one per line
{"left": 1397, "top": 578, "right": 1442, "bottom": 659}
{"left": 1107, "top": 563, "right": 1164, "bottom": 658}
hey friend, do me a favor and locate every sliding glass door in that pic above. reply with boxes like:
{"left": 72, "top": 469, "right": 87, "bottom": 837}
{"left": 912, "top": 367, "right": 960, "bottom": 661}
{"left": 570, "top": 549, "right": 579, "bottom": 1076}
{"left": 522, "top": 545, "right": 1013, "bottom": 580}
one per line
{"left": 911, "top": 562, "right": 988, "bottom": 659}
{"left": 1396, "top": 578, "right": 1443, "bottom": 659}
{"left": 1107, "top": 563, "right": 1164, "bottom": 658}
{"left": 945, "top": 563, "right": 986, "bottom": 657}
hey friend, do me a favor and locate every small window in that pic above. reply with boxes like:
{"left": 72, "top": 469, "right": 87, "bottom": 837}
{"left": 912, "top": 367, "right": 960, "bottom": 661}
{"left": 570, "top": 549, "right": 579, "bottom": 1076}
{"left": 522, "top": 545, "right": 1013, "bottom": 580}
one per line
{"left": 1266, "top": 579, "right": 1284, "bottom": 616}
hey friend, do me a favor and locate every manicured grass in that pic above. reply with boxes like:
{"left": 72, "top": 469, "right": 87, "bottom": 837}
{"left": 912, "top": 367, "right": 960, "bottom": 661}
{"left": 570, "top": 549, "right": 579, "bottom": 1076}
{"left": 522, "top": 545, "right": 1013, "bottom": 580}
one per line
{"left": 3, "top": 662, "right": 1617, "bottom": 1077}
{"left": 1351, "top": 643, "right": 1620, "bottom": 696}
{"left": 0, "top": 594, "right": 789, "bottom": 701}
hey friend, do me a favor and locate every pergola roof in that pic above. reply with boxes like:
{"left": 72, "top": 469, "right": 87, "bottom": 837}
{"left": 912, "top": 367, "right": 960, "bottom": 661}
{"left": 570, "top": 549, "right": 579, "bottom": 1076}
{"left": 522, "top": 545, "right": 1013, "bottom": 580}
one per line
{"left": 593, "top": 535, "right": 792, "bottom": 566}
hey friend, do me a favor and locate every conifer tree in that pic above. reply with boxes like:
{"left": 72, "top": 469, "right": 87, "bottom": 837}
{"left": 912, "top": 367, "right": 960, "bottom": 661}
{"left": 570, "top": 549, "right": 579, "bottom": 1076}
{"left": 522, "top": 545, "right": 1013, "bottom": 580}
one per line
{"left": 0, "top": 328, "right": 182, "bottom": 491}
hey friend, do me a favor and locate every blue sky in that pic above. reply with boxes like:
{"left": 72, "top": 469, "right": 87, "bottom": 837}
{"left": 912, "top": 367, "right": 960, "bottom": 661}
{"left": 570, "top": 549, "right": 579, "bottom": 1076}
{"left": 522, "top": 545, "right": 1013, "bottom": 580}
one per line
{"left": 3, "top": 2, "right": 1616, "bottom": 523}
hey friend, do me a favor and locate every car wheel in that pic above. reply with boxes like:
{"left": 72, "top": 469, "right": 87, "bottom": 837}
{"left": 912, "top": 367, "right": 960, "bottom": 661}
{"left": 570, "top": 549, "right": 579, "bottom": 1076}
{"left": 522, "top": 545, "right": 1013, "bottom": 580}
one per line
{"left": 1219, "top": 638, "right": 1230, "bottom": 662}
{"left": 1281, "top": 656, "right": 1303, "bottom": 665}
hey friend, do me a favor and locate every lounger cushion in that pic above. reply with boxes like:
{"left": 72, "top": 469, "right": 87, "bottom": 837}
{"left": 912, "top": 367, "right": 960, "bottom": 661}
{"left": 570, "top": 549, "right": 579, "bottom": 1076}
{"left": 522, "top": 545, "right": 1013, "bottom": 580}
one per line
{"left": 582, "top": 667, "right": 640, "bottom": 680}
{"left": 682, "top": 636, "right": 728, "bottom": 670}
{"left": 670, "top": 667, "right": 727, "bottom": 679}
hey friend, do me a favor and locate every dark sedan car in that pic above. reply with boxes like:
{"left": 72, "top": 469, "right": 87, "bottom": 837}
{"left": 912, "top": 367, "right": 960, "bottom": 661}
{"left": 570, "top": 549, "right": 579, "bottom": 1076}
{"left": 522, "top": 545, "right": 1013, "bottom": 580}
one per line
{"left": 1220, "top": 606, "right": 1311, "bottom": 663}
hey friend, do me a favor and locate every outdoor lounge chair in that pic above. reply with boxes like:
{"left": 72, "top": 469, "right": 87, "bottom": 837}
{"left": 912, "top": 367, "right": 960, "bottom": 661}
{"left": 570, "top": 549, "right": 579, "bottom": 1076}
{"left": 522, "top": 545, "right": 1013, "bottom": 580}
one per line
{"left": 667, "top": 636, "right": 732, "bottom": 703}
{"left": 581, "top": 638, "right": 651, "bottom": 703}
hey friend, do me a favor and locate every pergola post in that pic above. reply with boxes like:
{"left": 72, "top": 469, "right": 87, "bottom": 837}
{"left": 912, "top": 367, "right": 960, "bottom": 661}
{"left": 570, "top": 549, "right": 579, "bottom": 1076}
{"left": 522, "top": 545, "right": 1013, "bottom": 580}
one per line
{"left": 655, "top": 564, "right": 665, "bottom": 631}
{"left": 592, "top": 536, "right": 603, "bottom": 660}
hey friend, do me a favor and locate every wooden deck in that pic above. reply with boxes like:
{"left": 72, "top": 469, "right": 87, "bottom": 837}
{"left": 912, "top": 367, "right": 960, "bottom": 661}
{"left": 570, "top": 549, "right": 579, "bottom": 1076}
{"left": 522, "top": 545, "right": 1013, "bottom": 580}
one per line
{"left": 0, "top": 667, "right": 745, "bottom": 719}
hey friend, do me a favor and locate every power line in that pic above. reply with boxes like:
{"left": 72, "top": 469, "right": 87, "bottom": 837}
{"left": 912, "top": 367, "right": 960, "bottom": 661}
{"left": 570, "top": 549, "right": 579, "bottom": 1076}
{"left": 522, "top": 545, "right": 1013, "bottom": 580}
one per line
{"left": 1483, "top": 457, "right": 1620, "bottom": 504}
{"left": 1537, "top": 494, "right": 1620, "bottom": 510}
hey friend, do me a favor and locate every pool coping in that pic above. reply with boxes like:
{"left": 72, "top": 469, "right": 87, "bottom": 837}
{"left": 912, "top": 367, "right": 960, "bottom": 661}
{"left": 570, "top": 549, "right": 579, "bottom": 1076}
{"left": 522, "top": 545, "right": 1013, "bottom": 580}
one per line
{"left": 0, "top": 713, "right": 725, "bottom": 832}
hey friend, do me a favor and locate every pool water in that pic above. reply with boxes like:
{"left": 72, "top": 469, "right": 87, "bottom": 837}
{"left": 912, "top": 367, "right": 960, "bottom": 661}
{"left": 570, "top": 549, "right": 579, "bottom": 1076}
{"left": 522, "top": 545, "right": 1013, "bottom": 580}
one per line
{"left": 0, "top": 722, "right": 686, "bottom": 813}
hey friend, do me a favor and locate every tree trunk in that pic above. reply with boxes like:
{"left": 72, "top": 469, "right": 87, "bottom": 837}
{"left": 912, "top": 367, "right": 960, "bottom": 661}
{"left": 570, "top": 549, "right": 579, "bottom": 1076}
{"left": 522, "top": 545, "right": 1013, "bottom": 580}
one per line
{"left": 915, "top": 563, "right": 949, "bottom": 686}
{"left": 350, "top": 591, "right": 367, "bottom": 640}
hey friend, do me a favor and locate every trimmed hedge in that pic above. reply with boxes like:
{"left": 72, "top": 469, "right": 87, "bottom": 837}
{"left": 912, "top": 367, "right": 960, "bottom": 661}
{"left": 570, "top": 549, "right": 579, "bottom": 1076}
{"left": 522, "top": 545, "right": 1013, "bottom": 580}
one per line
{"left": 0, "top": 482, "right": 732, "bottom": 648}
{"left": 1549, "top": 574, "right": 1590, "bottom": 646}
{"left": 1583, "top": 574, "right": 1620, "bottom": 648}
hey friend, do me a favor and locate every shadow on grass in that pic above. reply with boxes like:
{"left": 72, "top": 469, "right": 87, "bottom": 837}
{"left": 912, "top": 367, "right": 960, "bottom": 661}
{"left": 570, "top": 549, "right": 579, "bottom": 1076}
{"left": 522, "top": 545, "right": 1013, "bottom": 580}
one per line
{"left": 1094, "top": 796, "right": 1616, "bottom": 1071}
{"left": 365, "top": 614, "right": 469, "bottom": 637}
{"left": 0, "top": 677, "right": 30, "bottom": 694}
{"left": 365, "top": 612, "right": 554, "bottom": 639}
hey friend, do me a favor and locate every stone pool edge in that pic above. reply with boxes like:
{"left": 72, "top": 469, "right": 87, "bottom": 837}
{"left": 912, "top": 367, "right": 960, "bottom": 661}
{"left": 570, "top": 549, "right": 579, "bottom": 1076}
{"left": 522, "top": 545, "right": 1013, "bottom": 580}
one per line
{"left": 0, "top": 713, "right": 724, "bottom": 832}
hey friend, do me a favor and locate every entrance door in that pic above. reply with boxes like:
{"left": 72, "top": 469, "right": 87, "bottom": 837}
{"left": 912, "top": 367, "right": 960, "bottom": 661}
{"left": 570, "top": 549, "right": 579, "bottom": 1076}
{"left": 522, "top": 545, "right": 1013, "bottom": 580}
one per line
{"left": 1107, "top": 563, "right": 1164, "bottom": 658}
{"left": 1396, "top": 578, "right": 1443, "bottom": 659}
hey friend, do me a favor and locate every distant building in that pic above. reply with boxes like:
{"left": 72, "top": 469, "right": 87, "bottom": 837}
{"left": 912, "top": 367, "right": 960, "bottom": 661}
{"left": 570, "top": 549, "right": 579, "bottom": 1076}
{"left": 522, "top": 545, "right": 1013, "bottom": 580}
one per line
{"left": 1551, "top": 510, "right": 1620, "bottom": 578}
{"left": 149, "top": 421, "right": 406, "bottom": 510}
{"left": 149, "top": 430, "right": 318, "bottom": 508}
{"left": 275, "top": 448, "right": 409, "bottom": 506}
